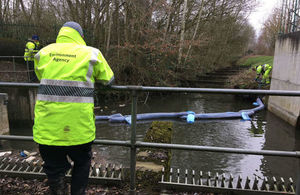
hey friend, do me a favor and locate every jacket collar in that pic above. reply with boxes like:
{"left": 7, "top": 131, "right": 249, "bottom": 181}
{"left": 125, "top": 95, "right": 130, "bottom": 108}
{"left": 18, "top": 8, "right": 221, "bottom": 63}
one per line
{"left": 56, "top": 27, "right": 86, "bottom": 46}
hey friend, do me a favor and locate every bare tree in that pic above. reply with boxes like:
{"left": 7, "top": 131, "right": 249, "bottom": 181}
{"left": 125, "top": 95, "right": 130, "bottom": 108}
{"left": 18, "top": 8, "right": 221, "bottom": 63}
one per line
{"left": 184, "top": 0, "right": 204, "bottom": 65}
{"left": 0, "top": 0, "right": 258, "bottom": 86}
{"left": 106, "top": 1, "right": 113, "bottom": 54}
{"left": 177, "top": 0, "right": 187, "bottom": 66}
{"left": 256, "top": 8, "right": 281, "bottom": 55}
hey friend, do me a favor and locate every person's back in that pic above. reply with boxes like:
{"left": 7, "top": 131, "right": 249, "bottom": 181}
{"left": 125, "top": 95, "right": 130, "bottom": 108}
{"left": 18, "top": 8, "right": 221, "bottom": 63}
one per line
{"left": 24, "top": 35, "right": 40, "bottom": 61}
{"left": 254, "top": 64, "right": 272, "bottom": 84}
{"left": 263, "top": 64, "right": 272, "bottom": 84}
{"left": 33, "top": 22, "right": 114, "bottom": 195}
{"left": 25, "top": 35, "right": 40, "bottom": 82}
{"left": 34, "top": 28, "right": 112, "bottom": 145}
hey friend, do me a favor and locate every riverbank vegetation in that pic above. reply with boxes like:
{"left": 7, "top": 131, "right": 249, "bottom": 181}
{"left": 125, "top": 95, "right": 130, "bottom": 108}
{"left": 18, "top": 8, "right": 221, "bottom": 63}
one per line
{"left": 1, "top": 0, "right": 256, "bottom": 87}
{"left": 225, "top": 5, "right": 279, "bottom": 90}
{"left": 226, "top": 55, "right": 274, "bottom": 89}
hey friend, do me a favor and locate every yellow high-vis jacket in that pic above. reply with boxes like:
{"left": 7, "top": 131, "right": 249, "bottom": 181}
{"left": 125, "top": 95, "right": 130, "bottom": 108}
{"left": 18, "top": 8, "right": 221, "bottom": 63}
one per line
{"left": 256, "top": 64, "right": 272, "bottom": 84}
{"left": 33, "top": 26, "right": 114, "bottom": 146}
{"left": 24, "top": 41, "right": 39, "bottom": 61}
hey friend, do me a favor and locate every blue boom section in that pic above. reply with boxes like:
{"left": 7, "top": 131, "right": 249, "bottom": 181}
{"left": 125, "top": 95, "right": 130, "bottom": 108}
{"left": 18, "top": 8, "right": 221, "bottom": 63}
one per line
{"left": 95, "top": 98, "right": 264, "bottom": 124}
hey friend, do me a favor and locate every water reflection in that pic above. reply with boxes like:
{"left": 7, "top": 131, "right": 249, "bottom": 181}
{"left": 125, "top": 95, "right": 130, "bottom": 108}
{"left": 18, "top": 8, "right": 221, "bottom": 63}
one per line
{"left": 170, "top": 95, "right": 298, "bottom": 182}
{"left": 260, "top": 112, "right": 299, "bottom": 180}
{"left": 171, "top": 94, "right": 261, "bottom": 178}
{"left": 249, "top": 119, "right": 264, "bottom": 136}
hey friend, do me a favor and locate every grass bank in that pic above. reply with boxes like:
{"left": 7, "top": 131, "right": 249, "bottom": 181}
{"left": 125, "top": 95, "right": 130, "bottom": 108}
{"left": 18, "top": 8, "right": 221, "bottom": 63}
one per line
{"left": 237, "top": 55, "right": 274, "bottom": 67}
{"left": 227, "top": 55, "right": 274, "bottom": 89}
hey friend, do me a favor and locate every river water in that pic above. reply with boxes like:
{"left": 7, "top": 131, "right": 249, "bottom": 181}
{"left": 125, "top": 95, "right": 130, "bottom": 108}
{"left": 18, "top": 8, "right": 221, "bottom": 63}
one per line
{"left": 94, "top": 92, "right": 300, "bottom": 183}
{"left": 3, "top": 92, "right": 300, "bottom": 184}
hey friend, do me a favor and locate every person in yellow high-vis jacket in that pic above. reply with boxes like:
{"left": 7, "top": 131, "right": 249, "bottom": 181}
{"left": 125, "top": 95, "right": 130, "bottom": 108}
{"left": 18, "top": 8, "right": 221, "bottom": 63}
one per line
{"left": 253, "top": 64, "right": 272, "bottom": 85}
{"left": 24, "top": 35, "right": 40, "bottom": 82}
{"left": 33, "top": 21, "right": 114, "bottom": 195}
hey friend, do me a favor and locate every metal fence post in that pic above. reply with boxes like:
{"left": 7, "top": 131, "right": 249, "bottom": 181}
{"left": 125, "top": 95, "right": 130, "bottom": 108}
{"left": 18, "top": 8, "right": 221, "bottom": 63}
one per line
{"left": 129, "top": 90, "right": 138, "bottom": 195}
{"left": 12, "top": 56, "right": 17, "bottom": 81}
{"left": 26, "top": 59, "right": 30, "bottom": 82}
{"left": 12, "top": 56, "right": 16, "bottom": 72}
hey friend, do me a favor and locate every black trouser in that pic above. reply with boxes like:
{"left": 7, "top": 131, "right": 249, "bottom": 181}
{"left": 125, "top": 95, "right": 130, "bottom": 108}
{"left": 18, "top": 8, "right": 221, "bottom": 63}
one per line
{"left": 39, "top": 142, "right": 92, "bottom": 195}
{"left": 27, "top": 60, "right": 38, "bottom": 82}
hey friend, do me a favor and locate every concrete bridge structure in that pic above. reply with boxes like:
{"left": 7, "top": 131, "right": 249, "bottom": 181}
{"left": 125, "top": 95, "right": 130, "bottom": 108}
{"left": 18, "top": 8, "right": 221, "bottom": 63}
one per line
{"left": 0, "top": 93, "right": 9, "bottom": 135}
{"left": 269, "top": 32, "right": 300, "bottom": 128}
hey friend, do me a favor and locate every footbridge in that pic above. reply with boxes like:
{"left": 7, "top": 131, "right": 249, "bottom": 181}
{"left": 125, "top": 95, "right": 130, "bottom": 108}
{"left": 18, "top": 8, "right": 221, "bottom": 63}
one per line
{"left": 0, "top": 82, "right": 300, "bottom": 194}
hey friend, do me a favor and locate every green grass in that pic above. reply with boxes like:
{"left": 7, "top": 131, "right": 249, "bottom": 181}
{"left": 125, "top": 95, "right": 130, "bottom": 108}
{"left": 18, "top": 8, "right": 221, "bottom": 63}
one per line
{"left": 237, "top": 55, "right": 274, "bottom": 67}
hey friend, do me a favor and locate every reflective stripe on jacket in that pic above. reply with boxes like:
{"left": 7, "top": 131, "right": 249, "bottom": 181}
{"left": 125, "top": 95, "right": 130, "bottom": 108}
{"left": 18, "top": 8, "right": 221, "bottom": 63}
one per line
{"left": 33, "top": 26, "right": 114, "bottom": 146}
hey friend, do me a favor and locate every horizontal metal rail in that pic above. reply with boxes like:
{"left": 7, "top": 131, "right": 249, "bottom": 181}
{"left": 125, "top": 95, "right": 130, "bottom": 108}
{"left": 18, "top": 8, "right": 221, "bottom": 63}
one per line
{"left": 1, "top": 82, "right": 300, "bottom": 96}
{"left": 0, "top": 82, "right": 39, "bottom": 88}
{"left": 110, "top": 86, "right": 300, "bottom": 96}
{"left": 0, "top": 135, "right": 299, "bottom": 158}
{"left": 136, "top": 142, "right": 300, "bottom": 158}
{"left": 0, "top": 70, "right": 30, "bottom": 73}
{"left": 0, "top": 135, "right": 131, "bottom": 147}
{"left": 0, "top": 56, "right": 26, "bottom": 58}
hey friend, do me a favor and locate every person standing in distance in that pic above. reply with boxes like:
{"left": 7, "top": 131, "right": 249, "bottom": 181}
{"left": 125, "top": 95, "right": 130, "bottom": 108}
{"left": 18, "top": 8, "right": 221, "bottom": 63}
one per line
{"left": 33, "top": 21, "right": 114, "bottom": 195}
{"left": 24, "top": 35, "right": 40, "bottom": 82}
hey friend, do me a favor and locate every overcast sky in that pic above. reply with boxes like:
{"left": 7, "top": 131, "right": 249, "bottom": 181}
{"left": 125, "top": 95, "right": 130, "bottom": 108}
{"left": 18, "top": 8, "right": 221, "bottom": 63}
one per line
{"left": 248, "top": 0, "right": 281, "bottom": 36}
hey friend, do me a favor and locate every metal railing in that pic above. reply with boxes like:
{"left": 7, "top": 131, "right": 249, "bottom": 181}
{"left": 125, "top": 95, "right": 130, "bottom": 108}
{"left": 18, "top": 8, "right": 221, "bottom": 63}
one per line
{"left": 0, "top": 82, "right": 300, "bottom": 194}
{"left": 0, "top": 56, "right": 32, "bottom": 82}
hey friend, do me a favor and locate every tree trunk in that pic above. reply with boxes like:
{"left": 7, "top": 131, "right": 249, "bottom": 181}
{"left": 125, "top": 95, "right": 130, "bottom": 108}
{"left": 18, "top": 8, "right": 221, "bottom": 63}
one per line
{"left": 114, "top": 0, "right": 120, "bottom": 59}
{"left": 163, "top": 0, "right": 172, "bottom": 41}
{"left": 35, "top": 0, "right": 41, "bottom": 26}
{"left": 184, "top": 0, "right": 204, "bottom": 65}
{"left": 124, "top": 0, "right": 129, "bottom": 43}
{"left": 20, "top": 0, "right": 29, "bottom": 22}
{"left": 177, "top": 0, "right": 187, "bottom": 66}
{"left": 0, "top": 0, "right": 2, "bottom": 23}
{"left": 106, "top": 2, "right": 113, "bottom": 55}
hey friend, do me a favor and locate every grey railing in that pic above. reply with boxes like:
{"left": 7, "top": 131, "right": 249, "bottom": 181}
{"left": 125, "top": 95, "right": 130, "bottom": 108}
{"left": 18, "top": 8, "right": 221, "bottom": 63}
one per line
{"left": 0, "top": 56, "right": 31, "bottom": 82}
{"left": 0, "top": 82, "right": 300, "bottom": 194}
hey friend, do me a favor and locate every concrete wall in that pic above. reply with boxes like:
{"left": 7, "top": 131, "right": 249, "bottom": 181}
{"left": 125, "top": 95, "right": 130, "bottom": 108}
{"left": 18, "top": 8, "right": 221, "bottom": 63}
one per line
{"left": 0, "top": 87, "right": 37, "bottom": 127}
{"left": 269, "top": 32, "right": 300, "bottom": 128}
{"left": 0, "top": 93, "right": 9, "bottom": 134}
